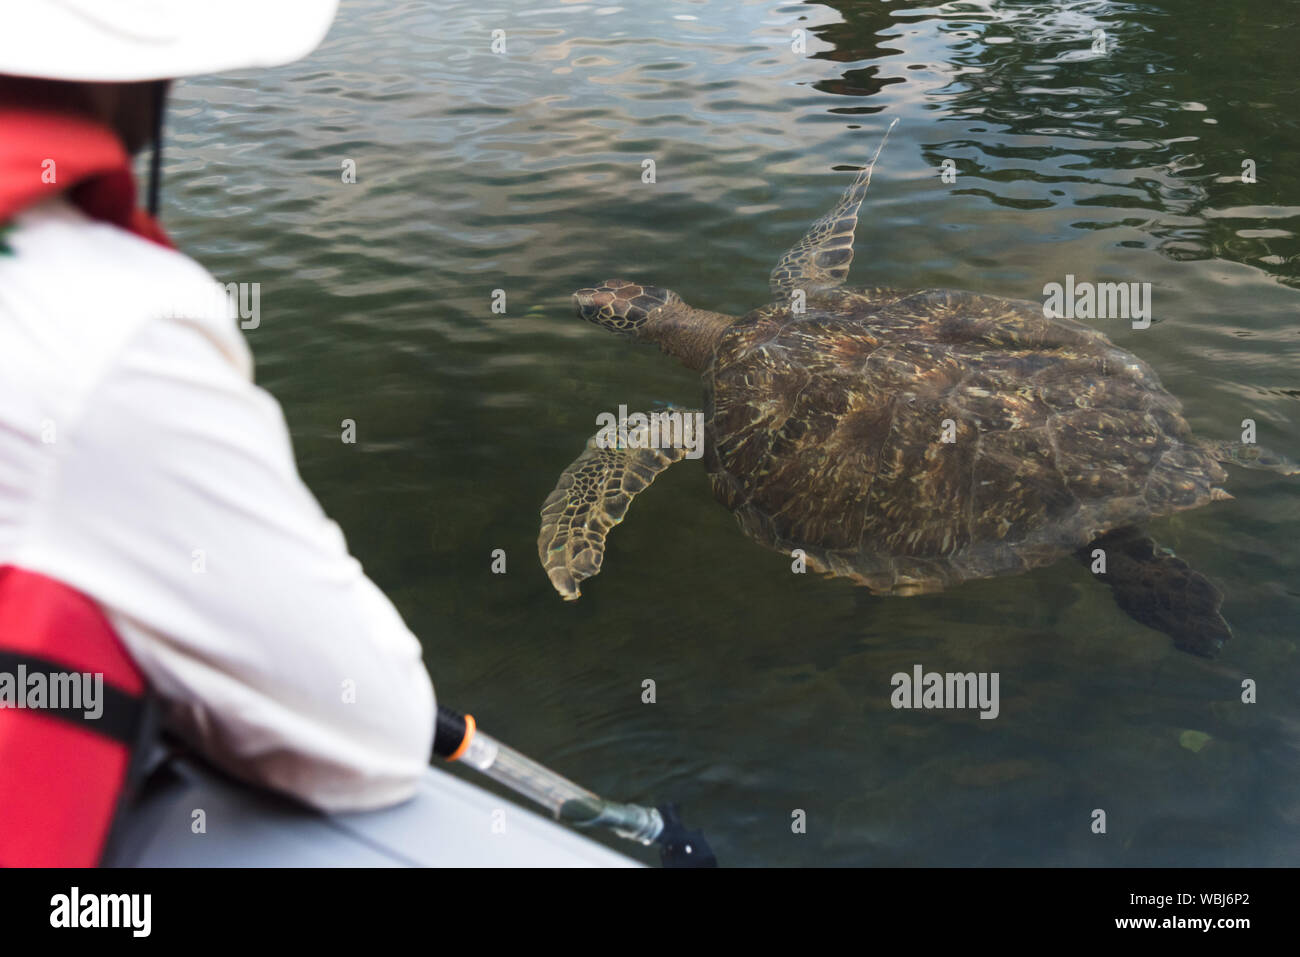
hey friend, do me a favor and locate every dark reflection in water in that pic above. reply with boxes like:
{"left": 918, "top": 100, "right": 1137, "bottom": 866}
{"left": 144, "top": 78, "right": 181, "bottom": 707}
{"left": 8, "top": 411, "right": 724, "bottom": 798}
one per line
{"left": 813, "top": 0, "right": 1300, "bottom": 283}
{"left": 161, "top": 0, "right": 1298, "bottom": 865}
{"left": 912, "top": 0, "right": 1297, "bottom": 281}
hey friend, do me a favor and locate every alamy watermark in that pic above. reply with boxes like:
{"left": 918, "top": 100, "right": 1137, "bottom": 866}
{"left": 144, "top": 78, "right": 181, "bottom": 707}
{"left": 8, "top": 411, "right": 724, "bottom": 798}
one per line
{"left": 890, "top": 664, "right": 1000, "bottom": 719}
{"left": 595, "top": 405, "right": 705, "bottom": 459}
{"left": 158, "top": 279, "right": 261, "bottom": 329}
{"left": 1043, "top": 274, "right": 1151, "bottom": 329}
{"left": 50, "top": 887, "right": 150, "bottom": 937}
{"left": 0, "top": 666, "right": 103, "bottom": 719}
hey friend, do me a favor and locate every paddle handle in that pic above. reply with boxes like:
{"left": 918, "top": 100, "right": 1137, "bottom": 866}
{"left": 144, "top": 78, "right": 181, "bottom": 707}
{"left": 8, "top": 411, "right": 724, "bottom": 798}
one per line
{"left": 434, "top": 704, "right": 663, "bottom": 845}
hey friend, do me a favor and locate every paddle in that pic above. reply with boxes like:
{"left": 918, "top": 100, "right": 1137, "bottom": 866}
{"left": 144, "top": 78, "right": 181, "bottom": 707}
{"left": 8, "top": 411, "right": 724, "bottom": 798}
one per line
{"left": 434, "top": 704, "right": 716, "bottom": 868}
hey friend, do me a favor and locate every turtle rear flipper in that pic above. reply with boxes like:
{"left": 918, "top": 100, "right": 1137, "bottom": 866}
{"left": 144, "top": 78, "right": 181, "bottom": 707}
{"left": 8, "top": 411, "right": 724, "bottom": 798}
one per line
{"left": 1081, "top": 528, "right": 1231, "bottom": 657}
{"left": 1200, "top": 439, "right": 1300, "bottom": 475}
{"left": 769, "top": 118, "right": 897, "bottom": 299}
{"left": 538, "top": 423, "right": 695, "bottom": 600}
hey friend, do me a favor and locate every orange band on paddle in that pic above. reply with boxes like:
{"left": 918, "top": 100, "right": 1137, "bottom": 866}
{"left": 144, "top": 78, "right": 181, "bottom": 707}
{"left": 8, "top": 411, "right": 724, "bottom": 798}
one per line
{"left": 447, "top": 713, "right": 476, "bottom": 762}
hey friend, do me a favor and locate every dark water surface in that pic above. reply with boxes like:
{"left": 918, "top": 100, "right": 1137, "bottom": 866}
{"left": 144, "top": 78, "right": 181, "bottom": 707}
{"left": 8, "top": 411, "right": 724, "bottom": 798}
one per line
{"left": 161, "top": 0, "right": 1298, "bottom": 865}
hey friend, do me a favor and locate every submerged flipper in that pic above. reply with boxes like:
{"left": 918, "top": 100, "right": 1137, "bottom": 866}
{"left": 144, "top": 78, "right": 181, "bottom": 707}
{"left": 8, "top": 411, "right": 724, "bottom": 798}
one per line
{"left": 1080, "top": 527, "right": 1231, "bottom": 657}
{"left": 1199, "top": 439, "right": 1300, "bottom": 475}
{"left": 538, "top": 422, "right": 696, "bottom": 600}
{"left": 769, "top": 118, "right": 898, "bottom": 299}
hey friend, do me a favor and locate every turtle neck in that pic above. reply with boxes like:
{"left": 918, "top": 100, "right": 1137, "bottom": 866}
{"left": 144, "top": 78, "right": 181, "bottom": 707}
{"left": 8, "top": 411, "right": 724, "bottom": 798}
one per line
{"left": 0, "top": 107, "right": 171, "bottom": 248}
{"left": 640, "top": 302, "right": 735, "bottom": 372}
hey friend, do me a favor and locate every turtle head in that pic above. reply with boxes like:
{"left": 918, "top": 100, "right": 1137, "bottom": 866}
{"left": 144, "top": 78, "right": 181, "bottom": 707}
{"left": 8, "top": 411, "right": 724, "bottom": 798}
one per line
{"left": 573, "top": 280, "right": 681, "bottom": 336}
{"left": 572, "top": 279, "right": 734, "bottom": 372}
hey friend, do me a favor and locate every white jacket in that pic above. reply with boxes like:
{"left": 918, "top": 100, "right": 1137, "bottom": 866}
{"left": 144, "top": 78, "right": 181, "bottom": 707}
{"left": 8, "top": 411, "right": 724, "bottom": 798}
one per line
{"left": 0, "top": 198, "right": 435, "bottom": 811}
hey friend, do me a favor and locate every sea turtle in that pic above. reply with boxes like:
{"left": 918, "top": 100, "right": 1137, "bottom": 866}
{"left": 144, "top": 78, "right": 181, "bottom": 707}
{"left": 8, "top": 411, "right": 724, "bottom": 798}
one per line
{"left": 538, "top": 123, "right": 1295, "bottom": 656}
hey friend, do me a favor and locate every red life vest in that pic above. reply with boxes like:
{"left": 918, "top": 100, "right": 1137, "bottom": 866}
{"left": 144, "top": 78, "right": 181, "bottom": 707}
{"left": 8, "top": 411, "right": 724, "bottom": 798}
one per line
{"left": 0, "top": 108, "right": 170, "bottom": 867}
{"left": 0, "top": 566, "right": 152, "bottom": 866}
{"left": 0, "top": 107, "right": 173, "bottom": 248}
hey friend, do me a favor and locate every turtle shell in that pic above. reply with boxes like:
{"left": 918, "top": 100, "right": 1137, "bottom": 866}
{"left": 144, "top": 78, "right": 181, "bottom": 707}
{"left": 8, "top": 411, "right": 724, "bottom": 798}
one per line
{"left": 702, "top": 287, "right": 1227, "bottom": 594}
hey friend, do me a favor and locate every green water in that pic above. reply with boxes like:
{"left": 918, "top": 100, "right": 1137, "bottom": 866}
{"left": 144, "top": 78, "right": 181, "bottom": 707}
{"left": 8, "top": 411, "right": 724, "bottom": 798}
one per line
{"left": 160, "top": 0, "right": 1299, "bottom": 865}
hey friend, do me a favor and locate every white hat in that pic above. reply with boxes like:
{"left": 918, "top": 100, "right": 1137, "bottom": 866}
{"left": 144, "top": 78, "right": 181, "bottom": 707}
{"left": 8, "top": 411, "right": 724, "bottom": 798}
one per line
{"left": 0, "top": 0, "right": 339, "bottom": 82}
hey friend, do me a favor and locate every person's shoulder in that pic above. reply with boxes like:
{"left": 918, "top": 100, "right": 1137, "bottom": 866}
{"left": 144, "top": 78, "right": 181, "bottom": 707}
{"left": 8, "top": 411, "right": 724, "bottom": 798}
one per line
{"left": 0, "top": 197, "right": 250, "bottom": 392}
{"left": 9, "top": 196, "right": 213, "bottom": 284}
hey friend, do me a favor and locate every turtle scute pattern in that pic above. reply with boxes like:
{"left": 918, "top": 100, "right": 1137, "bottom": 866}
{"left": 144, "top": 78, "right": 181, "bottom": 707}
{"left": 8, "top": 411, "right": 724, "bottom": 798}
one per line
{"left": 703, "top": 287, "right": 1228, "bottom": 594}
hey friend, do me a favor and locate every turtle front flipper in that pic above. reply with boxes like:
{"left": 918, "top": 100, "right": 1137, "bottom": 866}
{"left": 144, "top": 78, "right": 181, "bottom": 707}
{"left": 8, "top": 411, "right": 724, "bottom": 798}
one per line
{"left": 1080, "top": 527, "right": 1231, "bottom": 657}
{"left": 769, "top": 117, "right": 897, "bottom": 300}
{"left": 538, "top": 424, "right": 695, "bottom": 600}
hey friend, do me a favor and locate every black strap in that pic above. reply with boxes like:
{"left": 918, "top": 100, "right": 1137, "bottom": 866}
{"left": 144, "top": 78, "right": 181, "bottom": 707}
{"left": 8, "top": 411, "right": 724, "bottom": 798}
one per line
{"left": 147, "top": 80, "right": 168, "bottom": 216}
{"left": 0, "top": 651, "right": 146, "bottom": 746}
